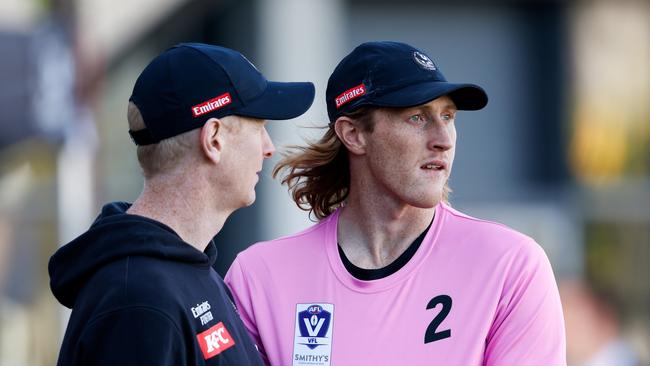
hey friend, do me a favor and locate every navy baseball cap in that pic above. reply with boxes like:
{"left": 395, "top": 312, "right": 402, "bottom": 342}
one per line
{"left": 129, "top": 43, "right": 315, "bottom": 145}
{"left": 326, "top": 41, "right": 487, "bottom": 123}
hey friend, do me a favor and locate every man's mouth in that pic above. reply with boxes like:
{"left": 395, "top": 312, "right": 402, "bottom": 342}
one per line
{"left": 421, "top": 160, "right": 447, "bottom": 171}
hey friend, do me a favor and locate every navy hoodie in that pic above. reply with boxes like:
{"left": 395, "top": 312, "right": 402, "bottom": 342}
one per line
{"left": 49, "top": 202, "right": 264, "bottom": 365}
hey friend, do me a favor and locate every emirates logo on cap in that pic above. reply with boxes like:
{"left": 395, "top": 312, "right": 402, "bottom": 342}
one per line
{"left": 192, "top": 93, "right": 232, "bottom": 117}
{"left": 335, "top": 83, "right": 366, "bottom": 109}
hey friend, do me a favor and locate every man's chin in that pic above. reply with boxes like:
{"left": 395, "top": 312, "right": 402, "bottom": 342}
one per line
{"left": 233, "top": 191, "right": 256, "bottom": 210}
{"left": 409, "top": 192, "right": 443, "bottom": 209}
{"left": 243, "top": 193, "right": 256, "bottom": 207}
{"left": 415, "top": 200, "right": 440, "bottom": 209}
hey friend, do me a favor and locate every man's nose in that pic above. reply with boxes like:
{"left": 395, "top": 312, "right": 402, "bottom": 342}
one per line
{"left": 427, "top": 121, "right": 453, "bottom": 152}
{"left": 262, "top": 128, "right": 275, "bottom": 158}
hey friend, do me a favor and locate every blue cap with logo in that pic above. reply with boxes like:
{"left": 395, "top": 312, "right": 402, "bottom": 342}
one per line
{"left": 326, "top": 41, "right": 487, "bottom": 123}
{"left": 129, "top": 43, "right": 315, "bottom": 145}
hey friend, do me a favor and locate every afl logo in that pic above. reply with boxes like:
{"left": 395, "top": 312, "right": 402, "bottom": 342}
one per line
{"left": 308, "top": 305, "right": 323, "bottom": 314}
{"left": 413, "top": 51, "right": 436, "bottom": 71}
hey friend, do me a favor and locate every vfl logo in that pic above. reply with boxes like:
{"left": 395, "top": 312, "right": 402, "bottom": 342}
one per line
{"left": 293, "top": 303, "right": 334, "bottom": 366}
{"left": 196, "top": 322, "right": 236, "bottom": 360}
{"left": 298, "top": 305, "right": 331, "bottom": 350}
{"left": 335, "top": 84, "right": 366, "bottom": 109}
{"left": 413, "top": 51, "right": 437, "bottom": 71}
{"left": 191, "top": 93, "right": 232, "bottom": 117}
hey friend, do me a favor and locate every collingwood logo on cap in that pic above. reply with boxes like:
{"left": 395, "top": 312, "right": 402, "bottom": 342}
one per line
{"left": 413, "top": 51, "right": 437, "bottom": 71}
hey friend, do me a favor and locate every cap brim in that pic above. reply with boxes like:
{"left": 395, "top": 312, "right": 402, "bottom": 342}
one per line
{"left": 371, "top": 82, "right": 488, "bottom": 111}
{"left": 236, "top": 81, "right": 315, "bottom": 120}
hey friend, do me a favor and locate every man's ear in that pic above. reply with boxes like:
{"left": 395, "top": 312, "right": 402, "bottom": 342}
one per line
{"left": 200, "top": 118, "right": 225, "bottom": 164}
{"left": 334, "top": 117, "right": 367, "bottom": 156}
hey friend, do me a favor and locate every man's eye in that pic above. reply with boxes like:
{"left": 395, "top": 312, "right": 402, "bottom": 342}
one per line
{"left": 441, "top": 113, "right": 455, "bottom": 121}
{"left": 408, "top": 114, "right": 424, "bottom": 123}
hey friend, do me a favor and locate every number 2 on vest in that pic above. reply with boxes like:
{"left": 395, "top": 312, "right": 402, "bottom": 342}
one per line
{"left": 424, "top": 295, "right": 452, "bottom": 344}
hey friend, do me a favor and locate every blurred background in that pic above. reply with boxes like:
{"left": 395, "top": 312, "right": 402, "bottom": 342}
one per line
{"left": 0, "top": 0, "right": 648, "bottom": 365}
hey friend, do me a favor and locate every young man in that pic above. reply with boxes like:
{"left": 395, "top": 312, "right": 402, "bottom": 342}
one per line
{"left": 48, "top": 43, "right": 314, "bottom": 365}
{"left": 225, "top": 41, "right": 566, "bottom": 365}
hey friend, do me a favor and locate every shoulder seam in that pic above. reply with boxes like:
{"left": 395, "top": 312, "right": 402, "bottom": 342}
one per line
{"left": 444, "top": 206, "right": 527, "bottom": 237}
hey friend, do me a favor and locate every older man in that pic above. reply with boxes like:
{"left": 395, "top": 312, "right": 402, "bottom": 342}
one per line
{"left": 49, "top": 43, "right": 314, "bottom": 365}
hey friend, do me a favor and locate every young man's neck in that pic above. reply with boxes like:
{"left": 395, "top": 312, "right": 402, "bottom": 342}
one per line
{"left": 127, "top": 173, "right": 231, "bottom": 253}
{"left": 337, "top": 182, "right": 437, "bottom": 269}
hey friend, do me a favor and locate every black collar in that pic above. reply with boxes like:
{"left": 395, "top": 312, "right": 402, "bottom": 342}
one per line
{"left": 338, "top": 217, "right": 433, "bottom": 281}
